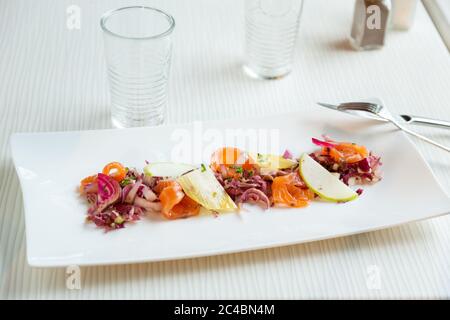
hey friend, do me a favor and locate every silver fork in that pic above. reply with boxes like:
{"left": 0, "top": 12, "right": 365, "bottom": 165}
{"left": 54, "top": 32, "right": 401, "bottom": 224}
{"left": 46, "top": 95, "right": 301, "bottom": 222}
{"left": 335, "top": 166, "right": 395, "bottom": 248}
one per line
{"left": 317, "top": 101, "right": 450, "bottom": 152}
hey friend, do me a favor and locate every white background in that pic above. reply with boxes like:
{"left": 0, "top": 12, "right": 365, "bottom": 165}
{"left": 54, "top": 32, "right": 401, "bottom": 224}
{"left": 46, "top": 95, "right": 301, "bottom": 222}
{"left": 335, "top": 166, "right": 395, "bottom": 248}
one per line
{"left": 0, "top": 0, "right": 449, "bottom": 298}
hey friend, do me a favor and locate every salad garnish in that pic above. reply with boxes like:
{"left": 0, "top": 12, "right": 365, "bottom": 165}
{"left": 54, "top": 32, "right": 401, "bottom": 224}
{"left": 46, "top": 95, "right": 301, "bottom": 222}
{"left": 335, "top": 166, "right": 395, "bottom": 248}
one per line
{"left": 310, "top": 136, "right": 382, "bottom": 185}
{"left": 154, "top": 180, "right": 200, "bottom": 219}
{"left": 79, "top": 136, "right": 382, "bottom": 231}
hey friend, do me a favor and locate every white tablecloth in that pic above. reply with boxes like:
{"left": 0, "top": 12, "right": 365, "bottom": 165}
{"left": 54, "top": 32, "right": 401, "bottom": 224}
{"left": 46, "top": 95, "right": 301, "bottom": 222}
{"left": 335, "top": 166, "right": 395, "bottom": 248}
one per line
{"left": 0, "top": 0, "right": 449, "bottom": 299}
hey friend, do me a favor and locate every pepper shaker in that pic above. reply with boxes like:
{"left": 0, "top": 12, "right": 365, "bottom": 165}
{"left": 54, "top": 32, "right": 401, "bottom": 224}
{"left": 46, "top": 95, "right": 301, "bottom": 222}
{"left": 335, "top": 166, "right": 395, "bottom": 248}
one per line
{"left": 350, "top": 0, "right": 391, "bottom": 50}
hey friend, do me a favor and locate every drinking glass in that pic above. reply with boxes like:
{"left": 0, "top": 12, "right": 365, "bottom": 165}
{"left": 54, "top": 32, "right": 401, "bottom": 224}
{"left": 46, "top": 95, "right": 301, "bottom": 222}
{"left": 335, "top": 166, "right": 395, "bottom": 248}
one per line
{"left": 100, "top": 6, "right": 175, "bottom": 128}
{"left": 244, "top": 0, "right": 304, "bottom": 79}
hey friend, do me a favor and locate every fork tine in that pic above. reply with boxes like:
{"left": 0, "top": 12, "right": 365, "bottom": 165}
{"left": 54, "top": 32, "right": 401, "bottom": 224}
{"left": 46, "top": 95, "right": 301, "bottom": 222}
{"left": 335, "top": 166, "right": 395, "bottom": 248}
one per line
{"left": 338, "top": 102, "right": 381, "bottom": 113}
{"left": 318, "top": 101, "right": 378, "bottom": 115}
{"left": 338, "top": 102, "right": 376, "bottom": 108}
{"left": 317, "top": 100, "right": 389, "bottom": 121}
{"left": 317, "top": 102, "right": 339, "bottom": 110}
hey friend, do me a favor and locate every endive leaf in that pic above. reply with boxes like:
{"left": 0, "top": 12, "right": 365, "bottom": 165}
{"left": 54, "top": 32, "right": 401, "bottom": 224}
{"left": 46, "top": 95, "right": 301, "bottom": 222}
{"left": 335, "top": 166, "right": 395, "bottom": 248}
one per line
{"left": 249, "top": 153, "right": 297, "bottom": 170}
{"left": 177, "top": 167, "right": 237, "bottom": 212}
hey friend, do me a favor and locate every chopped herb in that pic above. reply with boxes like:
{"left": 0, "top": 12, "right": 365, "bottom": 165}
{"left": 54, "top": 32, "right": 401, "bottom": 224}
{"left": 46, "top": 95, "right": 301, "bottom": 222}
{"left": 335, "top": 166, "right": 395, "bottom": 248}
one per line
{"left": 235, "top": 166, "right": 243, "bottom": 174}
{"left": 247, "top": 170, "right": 254, "bottom": 177}
{"left": 212, "top": 191, "right": 217, "bottom": 198}
{"left": 200, "top": 164, "right": 207, "bottom": 172}
{"left": 120, "top": 178, "right": 133, "bottom": 187}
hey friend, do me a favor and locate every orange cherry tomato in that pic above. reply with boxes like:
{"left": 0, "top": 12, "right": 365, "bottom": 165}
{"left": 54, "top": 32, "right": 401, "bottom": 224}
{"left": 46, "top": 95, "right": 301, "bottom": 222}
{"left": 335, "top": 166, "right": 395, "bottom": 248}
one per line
{"left": 242, "top": 156, "right": 255, "bottom": 171}
{"left": 210, "top": 147, "right": 255, "bottom": 178}
{"left": 102, "top": 162, "right": 127, "bottom": 182}
{"left": 211, "top": 147, "right": 240, "bottom": 169}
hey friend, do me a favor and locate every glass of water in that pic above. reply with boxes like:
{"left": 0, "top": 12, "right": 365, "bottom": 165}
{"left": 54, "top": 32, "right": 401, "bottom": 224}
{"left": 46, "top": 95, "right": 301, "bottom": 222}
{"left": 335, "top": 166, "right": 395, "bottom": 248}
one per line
{"left": 244, "top": 0, "right": 304, "bottom": 79}
{"left": 101, "top": 6, "right": 175, "bottom": 128}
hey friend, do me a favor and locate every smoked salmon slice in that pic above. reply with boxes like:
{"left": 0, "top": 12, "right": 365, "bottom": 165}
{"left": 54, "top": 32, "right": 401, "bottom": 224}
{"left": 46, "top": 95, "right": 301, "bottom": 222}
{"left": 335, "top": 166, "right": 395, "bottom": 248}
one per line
{"left": 155, "top": 180, "right": 200, "bottom": 219}
{"left": 322, "top": 142, "right": 368, "bottom": 164}
{"left": 272, "top": 173, "right": 315, "bottom": 208}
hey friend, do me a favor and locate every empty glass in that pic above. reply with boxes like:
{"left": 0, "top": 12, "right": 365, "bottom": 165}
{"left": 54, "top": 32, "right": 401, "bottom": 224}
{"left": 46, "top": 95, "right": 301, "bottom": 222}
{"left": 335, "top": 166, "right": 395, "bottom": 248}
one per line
{"left": 100, "top": 6, "right": 175, "bottom": 128}
{"left": 244, "top": 0, "right": 304, "bottom": 79}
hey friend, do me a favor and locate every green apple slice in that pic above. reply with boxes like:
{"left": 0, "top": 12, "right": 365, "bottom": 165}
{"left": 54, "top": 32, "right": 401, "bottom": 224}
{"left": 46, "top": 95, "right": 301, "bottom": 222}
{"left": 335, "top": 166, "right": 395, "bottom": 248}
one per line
{"left": 143, "top": 162, "right": 196, "bottom": 178}
{"left": 299, "top": 153, "right": 358, "bottom": 202}
{"left": 249, "top": 153, "right": 297, "bottom": 170}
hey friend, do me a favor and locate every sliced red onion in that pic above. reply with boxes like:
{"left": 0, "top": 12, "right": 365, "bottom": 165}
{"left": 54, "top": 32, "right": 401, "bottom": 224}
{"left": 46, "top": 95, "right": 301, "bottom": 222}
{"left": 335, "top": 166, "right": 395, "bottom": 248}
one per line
{"left": 124, "top": 179, "right": 142, "bottom": 204}
{"left": 237, "top": 188, "right": 270, "bottom": 209}
{"left": 312, "top": 137, "right": 337, "bottom": 148}
{"left": 235, "top": 181, "right": 259, "bottom": 188}
{"left": 96, "top": 173, "right": 121, "bottom": 213}
{"left": 223, "top": 174, "right": 271, "bottom": 200}
{"left": 223, "top": 178, "right": 244, "bottom": 197}
{"left": 137, "top": 184, "right": 157, "bottom": 202}
{"left": 134, "top": 196, "right": 162, "bottom": 212}
{"left": 121, "top": 183, "right": 133, "bottom": 203}
{"left": 249, "top": 175, "right": 269, "bottom": 193}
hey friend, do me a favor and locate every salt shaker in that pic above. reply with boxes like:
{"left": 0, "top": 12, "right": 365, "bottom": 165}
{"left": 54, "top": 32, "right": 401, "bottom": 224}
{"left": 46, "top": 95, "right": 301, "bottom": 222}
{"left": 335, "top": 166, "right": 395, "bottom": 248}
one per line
{"left": 350, "top": 0, "right": 391, "bottom": 50}
{"left": 390, "top": 0, "right": 418, "bottom": 30}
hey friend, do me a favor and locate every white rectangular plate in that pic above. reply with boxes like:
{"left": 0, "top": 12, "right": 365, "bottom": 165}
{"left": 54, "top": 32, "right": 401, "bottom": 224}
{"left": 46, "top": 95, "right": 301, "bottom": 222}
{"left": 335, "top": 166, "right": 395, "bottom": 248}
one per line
{"left": 11, "top": 110, "right": 450, "bottom": 267}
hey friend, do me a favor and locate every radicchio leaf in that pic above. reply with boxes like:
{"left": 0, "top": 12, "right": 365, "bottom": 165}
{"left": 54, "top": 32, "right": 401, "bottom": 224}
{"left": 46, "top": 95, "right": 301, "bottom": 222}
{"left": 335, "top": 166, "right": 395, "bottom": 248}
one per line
{"left": 311, "top": 137, "right": 337, "bottom": 148}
